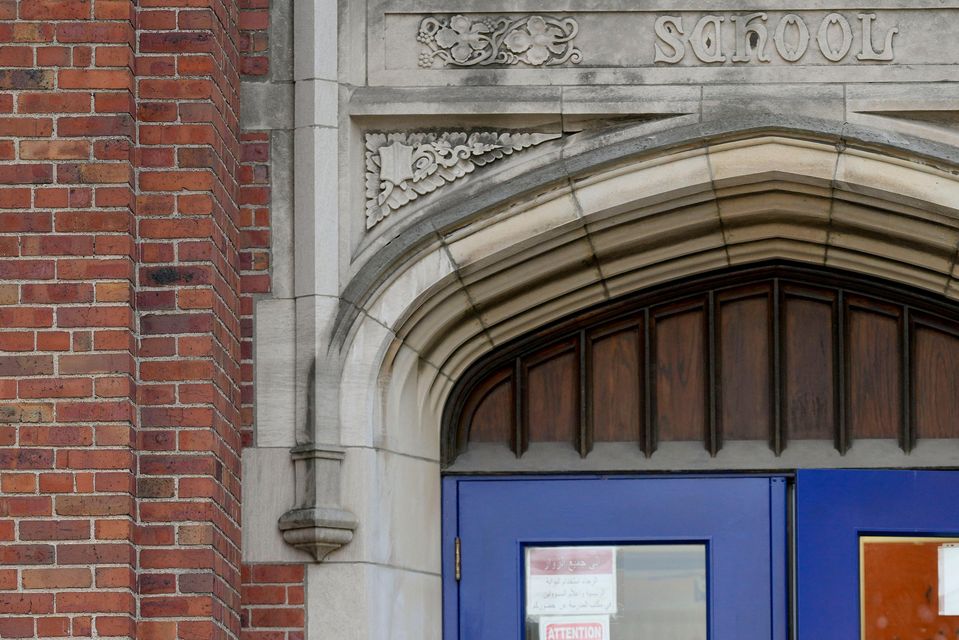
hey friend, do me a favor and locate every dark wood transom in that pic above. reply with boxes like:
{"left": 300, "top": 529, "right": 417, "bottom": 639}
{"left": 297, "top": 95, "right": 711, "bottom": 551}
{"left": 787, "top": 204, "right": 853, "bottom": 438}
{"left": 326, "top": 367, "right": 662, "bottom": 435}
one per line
{"left": 442, "top": 263, "right": 959, "bottom": 467}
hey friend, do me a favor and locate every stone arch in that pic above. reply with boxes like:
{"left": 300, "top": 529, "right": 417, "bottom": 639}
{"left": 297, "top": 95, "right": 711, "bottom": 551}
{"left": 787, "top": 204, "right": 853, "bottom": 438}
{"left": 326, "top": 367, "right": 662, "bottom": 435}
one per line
{"left": 314, "top": 126, "right": 959, "bottom": 637}
{"left": 348, "top": 134, "right": 959, "bottom": 449}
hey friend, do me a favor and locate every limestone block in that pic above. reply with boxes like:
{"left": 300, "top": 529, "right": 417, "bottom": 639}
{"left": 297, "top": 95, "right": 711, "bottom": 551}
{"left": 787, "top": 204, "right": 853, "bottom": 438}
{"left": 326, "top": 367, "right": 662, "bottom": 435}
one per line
{"left": 365, "top": 246, "right": 455, "bottom": 332}
{"left": 604, "top": 249, "right": 731, "bottom": 300}
{"left": 368, "top": 566, "right": 442, "bottom": 640}
{"left": 561, "top": 85, "right": 700, "bottom": 118}
{"left": 484, "top": 283, "right": 608, "bottom": 348}
{"left": 307, "top": 563, "right": 442, "bottom": 640}
{"left": 836, "top": 149, "right": 959, "bottom": 216}
{"left": 702, "top": 85, "right": 845, "bottom": 121}
{"left": 947, "top": 264, "right": 959, "bottom": 301}
{"left": 336, "top": 447, "right": 441, "bottom": 574}
{"left": 306, "top": 563, "right": 369, "bottom": 639}
{"left": 444, "top": 189, "right": 580, "bottom": 272}
{"left": 254, "top": 298, "right": 296, "bottom": 448}
{"left": 364, "top": 130, "right": 560, "bottom": 230}
{"left": 293, "top": 126, "right": 339, "bottom": 298}
{"left": 240, "top": 81, "right": 294, "bottom": 131}
{"left": 396, "top": 287, "right": 490, "bottom": 374}
{"left": 270, "top": 130, "right": 295, "bottom": 298}
{"left": 718, "top": 189, "right": 832, "bottom": 257}
{"left": 372, "top": 8, "right": 953, "bottom": 86}
{"left": 242, "top": 447, "right": 311, "bottom": 563}
{"left": 295, "top": 78, "right": 338, "bottom": 129}
{"left": 572, "top": 149, "right": 713, "bottom": 223}
{"left": 707, "top": 137, "right": 839, "bottom": 188}
{"left": 462, "top": 233, "right": 604, "bottom": 332}
{"left": 268, "top": 0, "right": 292, "bottom": 82}
{"left": 339, "top": 315, "right": 394, "bottom": 449}
{"left": 294, "top": 0, "right": 335, "bottom": 81}
{"left": 829, "top": 199, "right": 959, "bottom": 273}
{"left": 588, "top": 202, "right": 726, "bottom": 280}
{"left": 725, "top": 238, "right": 828, "bottom": 268}
{"left": 846, "top": 82, "right": 959, "bottom": 114}
{"left": 380, "top": 452, "right": 441, "bottom": 572}
{"left": 349, "top": 86, "right": 563, "bottom": 116}
{"left": 848, "top": 112, "right": 959, "bottom": 153}
{"left": 825, "top": 248, "right": 949, "bottom": 296}
{"left": 378, "top": 343, "right": 443, "bottom": 460}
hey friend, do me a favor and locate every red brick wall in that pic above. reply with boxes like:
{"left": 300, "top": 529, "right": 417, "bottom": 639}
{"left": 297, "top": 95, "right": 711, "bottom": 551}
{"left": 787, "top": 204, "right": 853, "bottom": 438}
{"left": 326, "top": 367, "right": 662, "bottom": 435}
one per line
{"left": 0, "top": 0, "right": 302, "bottom": 633}
{"left": 240, "top": 564, "right": 304, "bottom": 640}
{"left": 0, "top": 0, "right": 139, "bottom": 636}
{"left": 0, "top": 0, "right": 257, "bottom": 633}
{"left": 237, "top": 131, "right": 269, "bottom": 449}
{"left": 236, "top": 0, "right": 269, "bottom": 448}
{"left": 236, "top": 0, "right": 267, "bottom": 79}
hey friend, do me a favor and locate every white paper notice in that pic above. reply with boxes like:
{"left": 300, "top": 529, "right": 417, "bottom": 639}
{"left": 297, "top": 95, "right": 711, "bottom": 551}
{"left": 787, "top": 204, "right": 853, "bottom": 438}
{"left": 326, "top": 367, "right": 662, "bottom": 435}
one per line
{"left": 538, "top": 615, "right": 610, "bottom": 640}
{"left": 939, "top": 545, "right": 959, "bottom": 615}
{"left": 526, "top": 547, "right": 617, "bottom": 616}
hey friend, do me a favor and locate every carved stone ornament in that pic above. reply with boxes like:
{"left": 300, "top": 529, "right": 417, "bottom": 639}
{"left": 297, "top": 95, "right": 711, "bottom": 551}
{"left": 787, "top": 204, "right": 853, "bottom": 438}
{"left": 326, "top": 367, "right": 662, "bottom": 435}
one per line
{"left": 417, "top": 14, "right": 582, "bottom": 68}
{"left": 365, "top": 131, "right": 561, "bottom": 229}
{"left": 278, "top": 445, "right": 357, "bottom": 561}
{"left": 653, "top": 12, "right": 898, "bottom": 64}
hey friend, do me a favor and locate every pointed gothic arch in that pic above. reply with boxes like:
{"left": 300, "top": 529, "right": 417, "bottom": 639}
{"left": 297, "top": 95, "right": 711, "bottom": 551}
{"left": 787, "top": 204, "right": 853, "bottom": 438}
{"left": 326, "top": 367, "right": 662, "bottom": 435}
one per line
{"left": 308, "top": 125, "right": 959, "bottom": 635}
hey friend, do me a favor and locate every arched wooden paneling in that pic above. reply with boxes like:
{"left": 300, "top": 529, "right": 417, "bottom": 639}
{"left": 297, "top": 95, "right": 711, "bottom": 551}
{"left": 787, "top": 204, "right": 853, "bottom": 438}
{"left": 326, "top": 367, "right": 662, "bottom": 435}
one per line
{"left": 443, "top": 264, "right": 959, "bottom": 466}
{"left": 465, "top": 368, "right": 512, "bottom": 444}
{"left": 782, "top": 288, "right": 835, "bottom": 443}
{"left": 913, "top": 319, "right": 959, "bottom": 441}
{"left": 653, "top": 300, "right": 708, "bottom": 446}
{"left": 717, "top": 286, "right": 773, "bottom": 444}
{"left": 589, "top": 321, "right": 642, "bottom": 443}
{"left": 846, "top": 296, "right": 902, "bottom": 444}
{"left": 525, "top": 340, "right": 579, "bottom": 448}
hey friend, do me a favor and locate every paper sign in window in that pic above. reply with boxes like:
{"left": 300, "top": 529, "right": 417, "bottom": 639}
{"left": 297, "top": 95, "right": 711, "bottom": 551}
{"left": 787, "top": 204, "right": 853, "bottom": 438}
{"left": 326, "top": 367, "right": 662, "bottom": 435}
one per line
{"left": 939, "top": 544, "right": 959, "bottom": 615}
{"left": 525, "top": 544, "right": 707, "bottom": 639}
{"left": 538, "top": 615, "right": 610, "bottom": 640}
{"left": 526, "top": 547, "right": 617, "bottom": 616}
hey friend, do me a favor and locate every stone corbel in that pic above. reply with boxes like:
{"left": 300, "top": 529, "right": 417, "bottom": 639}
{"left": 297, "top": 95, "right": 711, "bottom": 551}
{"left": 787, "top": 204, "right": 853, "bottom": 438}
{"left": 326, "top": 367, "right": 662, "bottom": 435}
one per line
{"left": 278, "top": 444, "right": 357, "bottom": 561}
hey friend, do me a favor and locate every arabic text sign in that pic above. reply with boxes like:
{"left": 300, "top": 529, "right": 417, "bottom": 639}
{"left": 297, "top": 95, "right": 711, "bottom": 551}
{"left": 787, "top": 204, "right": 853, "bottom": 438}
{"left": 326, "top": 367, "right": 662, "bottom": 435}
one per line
{"left": 539, "top": 615, "right": 610, "bottom": 640}
{"left": 526, "top": 547, "right": 617, "bottom": 616}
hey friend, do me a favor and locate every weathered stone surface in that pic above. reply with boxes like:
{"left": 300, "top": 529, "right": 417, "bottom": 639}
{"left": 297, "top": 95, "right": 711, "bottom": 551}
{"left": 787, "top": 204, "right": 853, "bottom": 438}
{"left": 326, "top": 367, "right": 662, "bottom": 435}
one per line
{"left": 238, "top": 2, "right": 959, "bottom": 639}
{"left": 373, "top": 6, "right": 958, "bottom": 85}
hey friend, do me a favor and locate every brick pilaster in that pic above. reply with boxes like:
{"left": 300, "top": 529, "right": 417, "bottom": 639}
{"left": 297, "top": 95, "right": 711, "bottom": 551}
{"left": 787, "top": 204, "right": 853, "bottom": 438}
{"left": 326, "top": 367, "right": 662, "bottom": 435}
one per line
{"left": 0, "top": 0, "right": 246, "bottom": 634}
{"left": 134, "top": 0, "right": 243, "bottom": 635}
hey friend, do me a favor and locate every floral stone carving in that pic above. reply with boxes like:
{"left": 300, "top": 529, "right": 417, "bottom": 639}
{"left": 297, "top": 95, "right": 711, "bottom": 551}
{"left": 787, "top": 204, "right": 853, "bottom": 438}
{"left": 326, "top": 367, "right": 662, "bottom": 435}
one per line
{"left": 417, "top": 14, "right": 582, "bottom": 68}
{"left": 365, "top": 131, "right": 561, "bottom": 229}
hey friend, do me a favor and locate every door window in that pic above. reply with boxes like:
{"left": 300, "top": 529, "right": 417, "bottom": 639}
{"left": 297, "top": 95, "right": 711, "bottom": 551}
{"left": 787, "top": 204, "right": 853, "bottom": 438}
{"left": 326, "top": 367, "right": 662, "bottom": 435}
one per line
{"left": 524, "top": 544, "right": 707, "bottom": 640}
{"left": 860, "top": 536, "right": 959, "bottom": 639}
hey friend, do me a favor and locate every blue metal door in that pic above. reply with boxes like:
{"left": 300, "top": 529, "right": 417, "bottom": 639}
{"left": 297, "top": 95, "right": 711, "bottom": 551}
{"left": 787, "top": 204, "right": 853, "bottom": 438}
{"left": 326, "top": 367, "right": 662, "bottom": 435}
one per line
{"left": 796, "top": 470, "right": 959, "bottom": 640}
{"left": 444, "top": 476, "right": 788, "bottom": 640}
